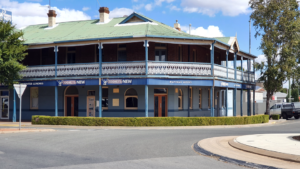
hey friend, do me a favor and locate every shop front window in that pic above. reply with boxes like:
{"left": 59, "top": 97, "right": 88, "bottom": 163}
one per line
{"left": 125, "top": 88, "right": 138, "bottom": 109}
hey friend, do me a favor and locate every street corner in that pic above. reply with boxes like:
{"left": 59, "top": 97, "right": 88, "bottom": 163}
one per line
{"left": 193, "top": 134, "right": 300, "bottom": 169}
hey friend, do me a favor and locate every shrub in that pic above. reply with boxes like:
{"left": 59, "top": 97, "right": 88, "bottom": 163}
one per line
{"left": 271, "top": 114, "right": 280, "bottom": 120}
{"left": 32, "top": 115, "right": 269, "bottom": 126}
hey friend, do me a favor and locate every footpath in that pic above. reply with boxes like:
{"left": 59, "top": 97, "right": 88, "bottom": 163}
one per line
{"left": 194, "top": 133, "right": 300, "bottom": 169}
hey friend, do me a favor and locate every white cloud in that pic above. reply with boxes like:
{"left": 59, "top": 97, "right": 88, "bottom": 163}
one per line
{"left": 110, "top": 8, "right": 134, "bottom": 18}
{"left": 181, "top": 25, "right": 224, "bottom": 37}
{"left": 181, "top": 0, "right": 251, "bottom": 17}
{"left": 155, "top": 0, "right": 175, "bottom": 6}
{"left": 145, "top": 4, "right": 153, "bottom": 11}
{"left": 162, "top": 11, "right": 166, "bottom": 14}
{"left": 132, "top": 0, "right": 139, "bottom": 2}
{"left": 169, "top": 5, "right": 180, "bottom": 11}
{"left": 0, "top": 0, "right": 91, "bottom": 29}
{"left": 255, "top": 55, "right": 267, "bottom": 63}
{"left": 133, "top": 4, "right": 144, "bottom": 10}
{"left": 82, "top": 7, "right": 90, "bottom": 11}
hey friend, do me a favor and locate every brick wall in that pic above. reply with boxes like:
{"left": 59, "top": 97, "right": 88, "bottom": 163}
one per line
{"left": 76, "top": 45, "right": 96, "bottom": 63}
{"left": 127, "top": 42, "right": 145, "bottom": 61}
{"left": 103, "top": 44, "right": 117, "bottom": 62}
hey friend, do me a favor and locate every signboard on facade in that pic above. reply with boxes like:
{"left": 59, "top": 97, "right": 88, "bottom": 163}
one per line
{"left": 0, "top": 9, "right": 12, "bottom": 23}
{"left": 214, "top": 80, "right": 242, "bottom": 89}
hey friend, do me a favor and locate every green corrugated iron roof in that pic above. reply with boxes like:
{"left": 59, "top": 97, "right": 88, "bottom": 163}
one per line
{"left": 214, "top": 37, "right": 232, "bottom": 45}
{"left": 21, "top": 13, "right": 211, "bottom": 45}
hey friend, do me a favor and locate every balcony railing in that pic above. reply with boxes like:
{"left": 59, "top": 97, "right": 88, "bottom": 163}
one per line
{"left": 19, "top": 62, "right": 255, "bottom": 83}
{"left": 148, "top": 62, "right": 211, "bottom": 76}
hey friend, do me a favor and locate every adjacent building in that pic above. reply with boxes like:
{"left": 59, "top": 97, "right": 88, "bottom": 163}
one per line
{"left": 0, "top": 7, "right": 257, "bottom": 121}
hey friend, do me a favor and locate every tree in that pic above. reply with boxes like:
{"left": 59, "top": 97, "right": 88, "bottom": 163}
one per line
{"left": 280, "top": 88, "right": 287, "bottom": 93}
{"left": 0, "top": 20, "right": 27, "bottom": 87}
{"left": 292, "top": 88, "right": 299, "bottom": 102}
{"left": 250, "top": 0, "right": 300, "bottom": 115}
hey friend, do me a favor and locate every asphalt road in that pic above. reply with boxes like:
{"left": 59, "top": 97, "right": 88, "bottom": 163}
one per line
{"left": 1, "top": 120, "right": 300, "bottom": 169}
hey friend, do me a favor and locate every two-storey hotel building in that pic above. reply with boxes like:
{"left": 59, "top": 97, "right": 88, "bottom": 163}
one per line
{"left": 0, "top": 7, "right": 257, "bottom": 121}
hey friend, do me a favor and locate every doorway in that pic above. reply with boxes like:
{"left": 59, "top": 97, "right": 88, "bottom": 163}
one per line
{"left": 64, "top": 86, "right": 79, "bottom": 117}
{"left": 154, "top": 95, "right": 168, "bottom": 117}
{"left": 0, "top": 91, "right": 9, "bottom": 119}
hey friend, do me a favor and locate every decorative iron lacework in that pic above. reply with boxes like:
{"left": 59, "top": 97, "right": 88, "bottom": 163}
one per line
{"left": 148, "top": 62, "right": 211, "bottom": 76}
{"left": 102, "top": 62, "right": 146, "bottom": 75}
{"left": 237, "top": 71, "right": 242, "bottom": 81}
{"left": 20, "top": 64, "right": 99, "bottom": 77}
{"left": 228, "top": 69, "right": 235, "bottom": 79}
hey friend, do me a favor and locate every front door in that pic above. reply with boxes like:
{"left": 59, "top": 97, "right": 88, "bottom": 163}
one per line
{"left": 0, "top": 97, "right": 9, "bottom": 119}
{"left": 154, "top": 95, "right": 168, "bottom": 117}
{"left": 65, "top": 96, "right": 78, "bottom": 116}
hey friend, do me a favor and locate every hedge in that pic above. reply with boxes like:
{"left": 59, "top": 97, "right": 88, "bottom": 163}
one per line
{"left": 32, "top": 115, "right": 269, "bottom": 126}
{"left": 271, "top": 114, "right": 281, "bottom": 120}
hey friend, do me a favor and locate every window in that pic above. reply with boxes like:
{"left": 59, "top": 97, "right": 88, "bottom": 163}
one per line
{"left": 208, "top": 88, "right": 211, "bottom": 108}
{"left": 154, "top": 88, "right": 167, "bottom": 94}
{"left": 155, "top": 43, "right": 167, "bottom": 61}
{"left": 178, "top": 89, "right": 182, "bottom": 110}
{"left": 67, "top": 47, "right": 76, "bottom": 63}
{"left": 277, "top": 105, "right": 281, "bottom": 108}
{"left": 125, "top": 88, "right": 138, "bottom": 109}
{"left": 199, "top": 89, "right": 202, "bottom": 109}
{"left": 155, "top": 50, "right": 167, "bottom": 61}
{"left": 102, "top": 88, "right": 108, "bottom": 109}
{"left": 87, "top": 91, "right": 95, "bottom": 96}
{"left": 118, "top": 44, "right": 127, "bottom": 61}
{"left": 189, "top": 87, "right": 192, "bottom": 109}
{"left": 30, "top": 87, "right": 39, "bottom": 110}
{"left": 0, "top": 91, "right": 9, "bottom": 96}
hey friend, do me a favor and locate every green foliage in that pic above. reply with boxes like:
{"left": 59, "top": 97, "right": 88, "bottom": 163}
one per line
{"left": 280, "top": 88, "right": 287, "bottom": 94}
{"left": 292, "top": 88, "right": 299, "bottom": 102}
{"left": 0, "top": 20, "right": 27, "bottom": 87}
{"left": 271, "top": 114, "right": 280, "bottom": 120}
{"left": 249, "top": 0, "right": 300, "bottom": 114}
{"left": 32, "top": 115, "right": 269, "bottom": 126}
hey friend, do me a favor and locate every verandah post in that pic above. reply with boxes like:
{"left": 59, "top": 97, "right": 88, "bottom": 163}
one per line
{"left": 241, "top": 56, "right": 243, "bottom": 81}
{"left": 210, "top": 86, "right": 214, "bottom": 117}
{"left": 233, "top": 88, "right": 236, "bottom": 116}
{"left": 226, "top": 50, "right": 229, "bottom": 79}
{"left": 240, "top": 89, "right": 243, "bottom": 117}
{"left": 234, "top": 52, "right": 237, "bottom": 80}
{"left": 99, "top": 43, "right": 102, "bottom": 117}
{"left": 13, "top": 89, "right": 16, "bottom": 122}
{"left": 226, "top": 87, "right": 228, "bottom": 116}
{"left": 144, "top": 40, "right": 149, "bottom": 117}
{"left": 54, "top": 46, "right": 58, "bottom": 117}
{"left": 248, "top": 89, "right": 251, "bottom": 116}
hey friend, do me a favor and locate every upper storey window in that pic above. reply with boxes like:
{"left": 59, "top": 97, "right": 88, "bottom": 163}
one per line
{"left": 67, "top": 47, "right": 76, "bottom": 64}
{"left": 155, "top": 43, "right": 167, "bottom": 61}
{"left": 118, "top": 44, "right": 127, "bottom": 61}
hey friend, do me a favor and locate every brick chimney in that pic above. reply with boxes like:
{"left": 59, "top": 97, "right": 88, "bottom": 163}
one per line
{"left": 174, "top": 20, "right": 181, "bottom": 31}
{"left": 47, "top": 10, "right": 57, "bottom": 27}
{"left": 99, "top": 7, "right": 110, "bottom": 23}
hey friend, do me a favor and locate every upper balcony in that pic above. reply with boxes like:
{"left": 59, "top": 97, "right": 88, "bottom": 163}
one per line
{"left": 20, "top": 42, "right": 255, "bottom": 83}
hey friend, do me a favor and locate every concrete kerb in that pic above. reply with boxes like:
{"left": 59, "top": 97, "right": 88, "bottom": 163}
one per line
{"left": 5, "top": 119, "right": 284, "bottom": 130}
{"left": 0, "top": 128, "right": 55, "bottom": 134}
{"left": 229, "top": 137, "right": 300, "bottom": 163}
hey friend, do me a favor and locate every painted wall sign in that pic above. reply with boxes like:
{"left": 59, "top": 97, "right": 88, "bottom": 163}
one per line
{"left": 147, "top": 79, "right": 213, "bottom": 86}
{"left": 101, "top": 79, "right": 145, "bottom": 85}
{"left": 0, "top": 9, "right": 12, "bottom": 23}
{"left": 242, "top": 84, "right": 255, "bottom": 90}
{"left": 215, "top": 80, "right": 242, "bottom": 89}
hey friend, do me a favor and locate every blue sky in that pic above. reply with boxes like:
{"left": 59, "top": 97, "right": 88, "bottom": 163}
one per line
{"left": 1, "top": 0, "right": 269, "bottom": 83}
{"left": 0, "top": 0, "right": 262, "bottom": 57}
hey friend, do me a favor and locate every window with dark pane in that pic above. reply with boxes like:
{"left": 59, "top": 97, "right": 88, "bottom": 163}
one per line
{"left": 102, "top": 88, "right": 108, "bottom": 108}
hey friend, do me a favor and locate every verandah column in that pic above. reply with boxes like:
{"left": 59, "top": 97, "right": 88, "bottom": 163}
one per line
{"left": 226, "top": 87, "right": 228, "bottom": 116}
{"left": 210, "top": 86, "right": 214, "bottom": 117}
{"left": 253, "top": 60, "right": 256, "bottom": 115}
{"left": 145, "top": 40, "right": 149, "bottom": 117}
{"left": 99, "top": 43, "right": 103, "bottom": 117}
{"left": 233, "top": 88, "right": 236, "bottom": 116}
{"left": 226, "top": 50, "right": 229, "bottom": 79}
{"left": 240, "top": 89, "right": 243, "bottom": 116}
{"left": 54, "top": 46, "right": 58, "bottom": 117}
{"left": 241, "top": 56, "right": 243, "bottom": 81}
{"left": 13, "top": 90, "right": 16, "bottom": 122}
{"left": 234, "top": 52, "right": 237, "bottom": 80}
{"left": 210, "top": 41, "right": 216, "bottom": 117}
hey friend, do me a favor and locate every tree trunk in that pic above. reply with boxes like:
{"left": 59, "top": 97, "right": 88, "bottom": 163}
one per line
{"left": 266, "top": 91, "right": 271, "bottom": 115}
